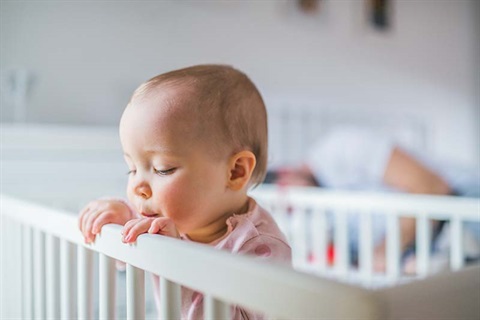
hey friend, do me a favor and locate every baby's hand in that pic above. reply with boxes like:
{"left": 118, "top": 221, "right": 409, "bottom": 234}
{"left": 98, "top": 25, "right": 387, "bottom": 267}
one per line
{"left": 78, "top": 199, "right": 134, "bottom": 243}
{"left": 121, "top": 217, "right": 179, "bottom": 243}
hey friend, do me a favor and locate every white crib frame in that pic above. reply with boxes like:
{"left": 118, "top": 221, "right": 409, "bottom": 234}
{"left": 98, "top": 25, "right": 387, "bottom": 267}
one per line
{"left": 2, "top": 190, "right": 480, "bottom": 319}
{"left": 1, "top": 194, "right": 379, "bottom": 320}
{"left": 251, "top": 185, "right": 480, "bottom": 284}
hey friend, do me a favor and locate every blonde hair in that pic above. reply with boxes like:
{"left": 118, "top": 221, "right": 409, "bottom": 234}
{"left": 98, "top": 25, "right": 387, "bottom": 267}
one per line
{"left": 129, "top": 64, "right": 268, "bottom": 186}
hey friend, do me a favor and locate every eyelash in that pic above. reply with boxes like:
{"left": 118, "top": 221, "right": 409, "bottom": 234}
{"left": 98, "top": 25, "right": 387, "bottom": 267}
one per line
{"left": 126, "top": 168, "right": 176, "bottom": 176}
{"left": 154, "top": 168, "right": 176, "bottom": 176}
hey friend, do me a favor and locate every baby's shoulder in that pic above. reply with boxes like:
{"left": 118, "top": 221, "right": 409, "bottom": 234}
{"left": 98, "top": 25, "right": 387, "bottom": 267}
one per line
{"left": 218, "top": 202, "right": 291, "bottom": 264}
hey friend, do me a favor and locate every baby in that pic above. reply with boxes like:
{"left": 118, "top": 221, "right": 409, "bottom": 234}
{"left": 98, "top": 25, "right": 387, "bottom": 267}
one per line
{"left": 78, "top": 64, "right": 291, "bottom": 319}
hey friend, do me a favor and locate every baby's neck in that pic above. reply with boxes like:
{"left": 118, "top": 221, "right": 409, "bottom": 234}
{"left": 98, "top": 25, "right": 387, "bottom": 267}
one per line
{"left": 185, "top": 197, "right": 250, "bottom": 244}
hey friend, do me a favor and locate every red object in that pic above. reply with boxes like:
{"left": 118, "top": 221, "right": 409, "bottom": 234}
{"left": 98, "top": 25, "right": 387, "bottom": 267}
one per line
{"left": 308, "top": 242, "right": 335, "bottom": 266}
{"left": 327, "top": 243, "right": 335, "bottom": 265}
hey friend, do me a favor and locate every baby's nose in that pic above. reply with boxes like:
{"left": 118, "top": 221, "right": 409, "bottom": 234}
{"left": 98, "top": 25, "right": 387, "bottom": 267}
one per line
{"left": 135, "top": 183, "right": 152, "bottom": 199}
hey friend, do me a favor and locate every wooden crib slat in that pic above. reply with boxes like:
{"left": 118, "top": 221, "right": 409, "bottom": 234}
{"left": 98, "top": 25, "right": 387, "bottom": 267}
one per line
{"left": 33, "top": 229, "right": 46, "bottom": 319}
{"left": 77, "top": 246, "right": 94, "bottom": 320}
{"left": 416, "top": 215, "right": 431, "bottom": 277}
{"left": 450, "top": 218, "right": 464, "bottom": 270}
{"left": 61, "top": 239, "right": 77, "bottom": 320}
{"left": 204, "top": 294, "right": 231, "bottom": 319}
{"left": 160, "top": 277, "right": 181, "bottom": 320}
{"left": 22, "top": 225, "right": 34, "bottom": 320}
{"left": 386, "top": 214, "right": 400, "bottom": 281}
{"left": 99, "top": 253, "right": 116, "bottom": 319}
{"left": 359, "top": 211, "right": 373, "bottom": 282}
{"left": 312, "top": 208, "right": 328, "bottom": 272}
{"left": 126, "top": 264, "right": 145, "bottom": 320}
{"left": 334, "top": 209, "right": 349, "bottom": 276}
{"left": 46, "top": 234, "right": 60, "bottom": 319}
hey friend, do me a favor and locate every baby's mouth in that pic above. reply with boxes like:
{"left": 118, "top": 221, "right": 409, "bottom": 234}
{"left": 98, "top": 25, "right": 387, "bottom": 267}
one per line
{"left": 140, "top": 212, "right": 159, "bottom": 218}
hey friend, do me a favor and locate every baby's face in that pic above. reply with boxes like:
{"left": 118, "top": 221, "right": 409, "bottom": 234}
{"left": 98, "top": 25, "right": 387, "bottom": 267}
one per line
{"left": 119, "top": 89, "right": 230, "bottom": 235}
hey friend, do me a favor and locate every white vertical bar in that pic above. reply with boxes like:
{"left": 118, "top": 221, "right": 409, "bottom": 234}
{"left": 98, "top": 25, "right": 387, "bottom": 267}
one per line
{"left": 99, "top": 254, "right": 116, "bottom": 319}
{"left": 23, "top": 226, "right": 33, "bottom": 320}
{"left": 33, "top": 229, "right": 46, "bottom": 320}
{"left": 61, "top": 240, "right": 77, "bottom": 320}
{"left": 450, "top": 218, "right": 464, "bottom": 270}
{"left": 359, "top": 211, "right": 373, "bottom": 283}
{"left": 77, "top": 246, "right": 93, "bottom": 320}
{"left": 18, "top": 223, "right": 25, "bottom": 320}
{"left": 278, "top": 197, "right": 292, "bottom": 243}
{"left": 416, "top": 215, "right": 430, "bottom": 276}
{"left": 334, "top": 209, "right": 349, "bottom": 276}
{"left": 15, "top": 221, "right": 23, "bottom": 318}
{"left": 126, "top": 264, "right": 145, "bottom": 320}
{"left": 160, "top": 277, "right": 181, "bottom": 320}
{"left": 312, "top": 208, "right": 327, "bottom": 271}
{"left": 46, "top": 234, "right": 60, "bottom": 319}
{"left": 204, "top": 294, "right": 231, "bottom": 319}
{"left": 272, "top": 202, "right": 287, "bottom": 235}
{"left": 2, "top": 217, "right": 22, "bottom": 318}
{"left": 386, "top": 214, "right": 401, "bottom": 282}
{"left": 292, "top": 206, "right": 308, "bottom": 266}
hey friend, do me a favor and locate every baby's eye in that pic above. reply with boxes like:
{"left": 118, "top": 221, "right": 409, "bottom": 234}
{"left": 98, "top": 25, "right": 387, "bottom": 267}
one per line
{"left": 154, "top": 168, "right": 176, "bottom": 176}
{"left": 126, "top": 169, "right": 136, "bottom": 175}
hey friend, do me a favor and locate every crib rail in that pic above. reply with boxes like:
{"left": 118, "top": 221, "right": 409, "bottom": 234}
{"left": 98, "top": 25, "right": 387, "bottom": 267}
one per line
{"left": 0, "top": 193, "right": 380, "bottom": 320}
{"left": 251, "top": 185, "right": 480, "bottom": 286}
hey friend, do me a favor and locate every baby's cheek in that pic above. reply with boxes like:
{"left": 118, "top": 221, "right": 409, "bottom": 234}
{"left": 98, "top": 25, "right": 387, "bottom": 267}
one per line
{"left": 157, "top": 185, "right": 192, "bottom": 218}
{"left": 126, "top": 187, "right": 136, "bottom": 207}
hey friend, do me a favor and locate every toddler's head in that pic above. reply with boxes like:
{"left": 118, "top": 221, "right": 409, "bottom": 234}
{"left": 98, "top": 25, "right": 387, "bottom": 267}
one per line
{"left": 119, "top": 65, "right": 267, "bottom": 242}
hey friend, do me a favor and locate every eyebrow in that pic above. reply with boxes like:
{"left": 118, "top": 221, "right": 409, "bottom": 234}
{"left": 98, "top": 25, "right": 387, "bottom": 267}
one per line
{"left": 123, "top": 148, "right": 178, "bottom": 158}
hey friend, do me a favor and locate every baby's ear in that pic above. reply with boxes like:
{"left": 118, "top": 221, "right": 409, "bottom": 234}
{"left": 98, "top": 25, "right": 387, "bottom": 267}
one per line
{"left": 227, "top": 151, "right": 256, "bottom": 191}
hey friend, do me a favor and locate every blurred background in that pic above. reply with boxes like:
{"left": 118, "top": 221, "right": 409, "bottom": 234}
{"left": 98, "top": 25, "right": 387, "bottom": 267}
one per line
{"left": 1, "top": 2, "right": 479, "bottom": 318}
{"left": 1, "top": 0, "right": 479, "bottom": 190}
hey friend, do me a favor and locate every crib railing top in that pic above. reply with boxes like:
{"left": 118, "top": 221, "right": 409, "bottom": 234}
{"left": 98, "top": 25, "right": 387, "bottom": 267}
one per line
{"left": 251, "top": 185, "right": 480, "bottom": 220}
{"left": 1, "top": 193, "right": 380, "bottom": 319}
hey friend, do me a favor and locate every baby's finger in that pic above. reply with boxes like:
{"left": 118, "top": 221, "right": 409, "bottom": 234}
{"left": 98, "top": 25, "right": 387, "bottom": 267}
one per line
{"left": 122, "top": 218, "right": 141, "bottom": 236}
{"left": 84, "top": 210, "right": 103, "bottom": 234}
{"left": 149, "top": 218, "right": 179, "bottom": 238}
{"left": 91, "top": 211, "right": 117, "bottom": 235}
{"left": 78, "top": 205, "right": 92, "bottom": 230}
{"left": 124, "top": 219, "right": 152, "bottom": 243}
{"left": 148, "top": 218, "right": 169, "bottom": 234}
{"left": 80, "top": 203, "right": 100, "bottom": 232}
{"left": 83, "top": 210, "right": 103, "bottom": 243}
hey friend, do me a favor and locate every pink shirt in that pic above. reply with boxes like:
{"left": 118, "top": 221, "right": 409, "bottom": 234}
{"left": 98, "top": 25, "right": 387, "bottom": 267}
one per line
{"left": 152, "top": 197, "right": 292, "bottom": 319}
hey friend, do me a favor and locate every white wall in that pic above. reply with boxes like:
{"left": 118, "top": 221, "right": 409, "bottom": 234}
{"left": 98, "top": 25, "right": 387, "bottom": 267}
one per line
{"left": 1, "top": 1, "right": 479, "bottom": 165}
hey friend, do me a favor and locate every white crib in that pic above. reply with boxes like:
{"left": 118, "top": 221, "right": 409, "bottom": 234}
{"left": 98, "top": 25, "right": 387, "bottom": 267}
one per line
{"left": 251, "top": 185, "right": 480, "bottom": 285}
{"left": 2, "top": 189, "right": 480, "bottom": 319}
{"left": 2, "top": 193, "right": 380, "bottom": 319}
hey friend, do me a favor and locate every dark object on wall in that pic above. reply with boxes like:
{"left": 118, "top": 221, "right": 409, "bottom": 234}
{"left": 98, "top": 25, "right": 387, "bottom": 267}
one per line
{"left": 370, "top": 0, "right": 390, "bottom": 30}
{"left": 298, "top": 0, "right": 320, "bottom": 14}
